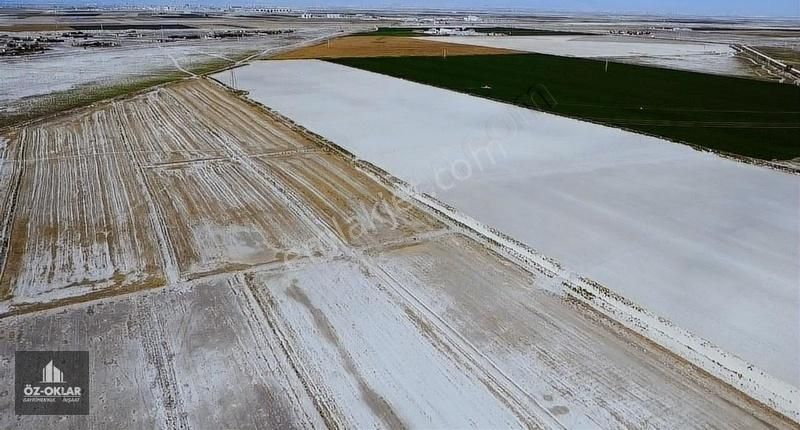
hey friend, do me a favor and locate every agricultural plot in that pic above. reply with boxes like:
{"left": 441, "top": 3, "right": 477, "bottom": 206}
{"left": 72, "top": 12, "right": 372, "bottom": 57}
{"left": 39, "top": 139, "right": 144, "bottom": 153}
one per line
{"left": 0, "top": 135, "right": 19, "bottom": 292}
{"left": 0, "top": 27, "right": 339, "bottom": 127}
{"left": 0, "top": 110, "right": 165, "bottom": 303}
{"left": 0, "top": 76, "right": 441, "bottom": 306}
{"left": 144, "top": 159, "right": 337, "bottom": 279}
{"left": 219, "top": 59, "right": 800, "bottom": 392}
{"left": 418, "top": 34, "right": 751, "bottom": 77}
{"left": 330, "top": 54, "right": 800, "bottom": 160}
{"left": 1, "top": 233, "right": 793, "bottom": 429}
{"left": 115, "top": 79, "right": 314, "bottom": 166}
{"left": 0, "top": 276, "right": 326, "bottom": 429}
{"left": 757, "top": 46, "right": 800, "bottom": 69}
{"left": 248, "top": 259, "right": 540, "bottom": 429}
{"left": 0, "top": 73, "right": 796, "bottom": 428}
{"left": 262, "top": 153, "right": 443, "bottom": 248}
{"left": 272, "top": 35, "right": 516, "bottom": 59}
{"left": 419, "top": 35, "right": 733, "bottom": 58}
{"left": 368, "top": 234, "right": 791, "bottom": 429}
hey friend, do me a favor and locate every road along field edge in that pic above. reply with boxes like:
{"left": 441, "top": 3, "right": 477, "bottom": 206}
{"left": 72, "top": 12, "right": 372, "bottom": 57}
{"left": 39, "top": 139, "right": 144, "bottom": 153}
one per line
{"left": 207, "top": 76, "right": 800, "bottom": 424}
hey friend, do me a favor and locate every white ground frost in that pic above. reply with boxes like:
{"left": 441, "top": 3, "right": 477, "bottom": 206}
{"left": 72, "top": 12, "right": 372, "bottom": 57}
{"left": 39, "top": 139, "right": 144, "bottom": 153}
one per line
{"left": 216, "top": 59, "right": 800, "bottom": 388}
{"left": 418, "top": 35, "right": 750, "bottom": 76}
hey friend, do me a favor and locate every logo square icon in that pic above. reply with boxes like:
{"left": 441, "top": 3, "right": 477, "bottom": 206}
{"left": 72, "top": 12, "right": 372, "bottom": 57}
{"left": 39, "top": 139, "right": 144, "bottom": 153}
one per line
{"left": 15, "top": 351, "right": 89, "bottom": 415}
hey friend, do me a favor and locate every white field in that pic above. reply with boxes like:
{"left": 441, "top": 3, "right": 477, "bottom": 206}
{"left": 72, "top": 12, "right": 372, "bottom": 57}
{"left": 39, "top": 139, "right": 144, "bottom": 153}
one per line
{"left": 1, "top": 234, "right": 790, "bottom": 429}
{"left": 419, "top": 35, "right": 734, "bottom": 58}
{"left": 0, "top": 77, "right": 795, "bottom": 428}
{"left": 418, "top": 35, "right": 749, "bottom": 76}
{"left": 0, "top": 28, "right": 336, "bottom": 111}
{"left": 216, "top": 60, "right": 800, "bottom": 389}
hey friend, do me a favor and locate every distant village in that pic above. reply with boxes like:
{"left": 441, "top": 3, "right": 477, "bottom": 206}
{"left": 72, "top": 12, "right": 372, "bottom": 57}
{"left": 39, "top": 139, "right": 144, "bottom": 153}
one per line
{"left": 0, "top": 27, "right": 296, "bottom": 56}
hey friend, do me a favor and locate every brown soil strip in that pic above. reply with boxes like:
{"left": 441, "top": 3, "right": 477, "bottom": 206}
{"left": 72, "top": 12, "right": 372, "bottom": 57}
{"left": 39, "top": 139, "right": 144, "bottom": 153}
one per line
{"left": 755, "top": 46, "right": 800, "bottom": 69}
{"left": 272, "top": 35, "right": 518, "bottom": 59}
{"left": 0, "top": 24, "right": 73, "bottom": 32}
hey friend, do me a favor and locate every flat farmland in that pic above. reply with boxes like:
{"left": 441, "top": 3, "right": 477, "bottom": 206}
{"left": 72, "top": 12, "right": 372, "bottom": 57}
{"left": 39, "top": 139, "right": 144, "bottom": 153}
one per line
{"left": 272, "top": 35, "right": 517, "bottom": 59}
{"left": 0, "top": 74, "right": 796, "bottom": 428}
{"left": 145, "top": 159, "right": 338, "bottom": 279}
{"left": 368, "top": 234, "right": 790, "bottom": 428}
{"left": 417, "top": 35, "right": 752, "bottom": 78}
{"left": 2, "top": 232, "right": 792, "bottom": 428}
{"left": 0, "top": 110, "right": 165, "bottom": 303}
{"left": 262, "top": 153, "right": 442, "bottom": 248}
{"left": 0, "top": 135, "right": 20, "bottom": 297}
{"left": 0, "top": 276, "right": 326, "bottom": 429}
{"left": 0, "top": 76, "right": 441, "bottom": 307}
{"left": 218, "top": 60, "right": 800, "bottom": 399}
{"left": 331, "top": 54, "right": 800, "bottom": 160}
{"left": 0, "top": 27, "right": 341, "bottom": 127}
{"left": 757, "top": 46, "right": 800, "bottom": 69}
{"left": 115, "top": 79, "right": 314, "bottom": 165}
{"left": 418, "top": 35, "right": 733, "bottom": 58}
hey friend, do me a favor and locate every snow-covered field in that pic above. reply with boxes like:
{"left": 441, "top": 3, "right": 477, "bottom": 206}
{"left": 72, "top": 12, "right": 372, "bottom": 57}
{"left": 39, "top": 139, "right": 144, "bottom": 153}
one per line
{"left": 419, "top": 35, "right": 733, "bottom": 58}
{"left": 0, "top": 76, "right": 795, "bottom": 428}
{"left": 0, "top": 78, "right": 439, "bottom": 303}
{"left": 418, "top": 35, "right": 751, "bottom": 77}
{"left": 0, "top": 28, "right": 336, "bottom": 111}
{"left": 1, "top": 234, "right": 789, "bottom": 429}
{"left": 217, "top": 60, "right": 800, "bottom": 390}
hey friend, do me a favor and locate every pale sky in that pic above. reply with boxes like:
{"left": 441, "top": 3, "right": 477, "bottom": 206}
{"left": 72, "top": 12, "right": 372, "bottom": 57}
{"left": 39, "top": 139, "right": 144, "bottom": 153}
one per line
{"left": 2, "top": 0, "right": 799, "bottom": 17}
{"left": 306, "top": 0, "right": 799, "bottom": 17}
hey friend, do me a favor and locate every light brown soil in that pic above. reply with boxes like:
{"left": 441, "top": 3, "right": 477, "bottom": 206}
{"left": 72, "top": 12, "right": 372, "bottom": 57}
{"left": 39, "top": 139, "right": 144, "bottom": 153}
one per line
{"left": 262, "top": 153, "right": 442, "bottom": 248}
{"left": 0, "top": 24, "right": 73, "bottom": 32}
{"left": 0, "top": 77, "right": 442, "bottom": 298}
{"left": 272, "top": 35, "right": 518, "bottom": 59}
{"left": 756, "top": 46, "right": 800, "bottom": 69}
{"left": 0, "top": 115, "right": 164, "bottom": 297}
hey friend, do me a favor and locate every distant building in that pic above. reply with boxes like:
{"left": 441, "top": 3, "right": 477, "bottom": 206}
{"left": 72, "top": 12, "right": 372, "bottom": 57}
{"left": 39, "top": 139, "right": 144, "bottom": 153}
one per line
{"left": 423, "top": 27, "right": 478, "bottom": 36}
{"left": 300, "top": 12, "right": 344, "bottom": 19}
{"left": 254, "top": 8, "right": 291, "bottom": 13}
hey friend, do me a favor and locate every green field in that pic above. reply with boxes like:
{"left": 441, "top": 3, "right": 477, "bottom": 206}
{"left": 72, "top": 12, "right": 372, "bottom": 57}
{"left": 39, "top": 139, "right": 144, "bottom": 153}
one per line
{"left": 357, "top": 27, "right": 592, "bottom": 37}
{"left": 355, "top": 27, "right": 423, "bottom": 37}
{"left": 331, "top": 54, "right": 800, "bottom": 160}
{"left": 472, "top": 27, "right": 594, "bottom": 36}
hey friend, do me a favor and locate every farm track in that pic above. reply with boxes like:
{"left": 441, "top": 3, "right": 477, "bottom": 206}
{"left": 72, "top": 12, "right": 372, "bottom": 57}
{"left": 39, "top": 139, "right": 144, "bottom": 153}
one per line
{"left": 0, "top": 78, "right": 796, "bottom": 429}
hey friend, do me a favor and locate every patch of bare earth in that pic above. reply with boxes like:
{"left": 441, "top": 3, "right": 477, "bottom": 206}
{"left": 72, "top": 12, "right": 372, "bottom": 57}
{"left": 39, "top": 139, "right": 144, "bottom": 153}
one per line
{"left": 756, "top": 46, "right": 800, "bottom": 69}
{"left": 272, "top": 35, "right": 518, "bottom": 59}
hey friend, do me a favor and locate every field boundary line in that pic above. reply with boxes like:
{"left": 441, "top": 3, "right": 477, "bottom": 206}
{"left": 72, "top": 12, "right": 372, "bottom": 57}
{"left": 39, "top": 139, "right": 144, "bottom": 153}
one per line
{"left": 0, "top": 129, "right": 28, "bottom": 300}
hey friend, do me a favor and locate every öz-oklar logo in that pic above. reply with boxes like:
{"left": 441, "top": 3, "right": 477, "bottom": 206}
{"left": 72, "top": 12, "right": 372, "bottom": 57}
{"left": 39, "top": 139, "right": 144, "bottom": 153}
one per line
{"left": 15, "top": 351, "right": 89, "bottom": 415}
